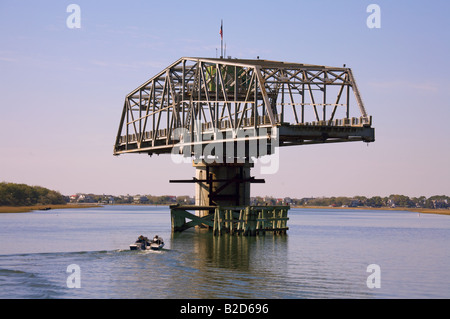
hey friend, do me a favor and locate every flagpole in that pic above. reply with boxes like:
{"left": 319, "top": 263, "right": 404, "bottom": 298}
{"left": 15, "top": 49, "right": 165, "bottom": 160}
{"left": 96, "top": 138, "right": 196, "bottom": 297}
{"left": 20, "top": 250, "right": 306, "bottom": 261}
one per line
{"left": 220, "top": 19, "right": 223, "bottom": 58}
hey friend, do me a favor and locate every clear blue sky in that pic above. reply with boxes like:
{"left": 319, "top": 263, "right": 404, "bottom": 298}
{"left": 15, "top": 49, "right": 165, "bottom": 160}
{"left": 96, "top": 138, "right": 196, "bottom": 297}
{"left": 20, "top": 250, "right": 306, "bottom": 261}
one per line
{"left": 1, "top": 0, "right": 449, "bottom": 198}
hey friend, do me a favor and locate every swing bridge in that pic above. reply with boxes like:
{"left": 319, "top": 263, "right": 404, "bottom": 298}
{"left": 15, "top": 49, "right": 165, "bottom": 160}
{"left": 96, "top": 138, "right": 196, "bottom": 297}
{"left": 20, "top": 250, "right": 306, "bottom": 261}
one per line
{"left": 113, "top": 57, "right": 375, "bottom": 235}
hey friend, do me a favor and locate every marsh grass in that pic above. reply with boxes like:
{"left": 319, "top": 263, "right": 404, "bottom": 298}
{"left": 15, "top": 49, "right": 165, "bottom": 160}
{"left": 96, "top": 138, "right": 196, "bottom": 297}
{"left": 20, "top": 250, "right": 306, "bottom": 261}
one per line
{"left": 0, "top": 204, "right": 101, "bottom": 213}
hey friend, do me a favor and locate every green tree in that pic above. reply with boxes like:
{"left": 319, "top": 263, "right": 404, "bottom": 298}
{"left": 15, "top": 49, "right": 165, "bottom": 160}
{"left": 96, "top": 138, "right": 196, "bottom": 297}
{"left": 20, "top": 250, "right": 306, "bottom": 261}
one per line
{"left": 0, "top": 182, "right": 66, "bottom": 206}
{"left": 367, "top": 196, "right": 383, "bottom": 207}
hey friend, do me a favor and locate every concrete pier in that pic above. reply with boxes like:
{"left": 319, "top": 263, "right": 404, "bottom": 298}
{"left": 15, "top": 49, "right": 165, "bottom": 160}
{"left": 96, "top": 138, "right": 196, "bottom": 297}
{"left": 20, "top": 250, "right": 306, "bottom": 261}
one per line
{"left": 193, "top": 160, "right": 255, "bottom": 218}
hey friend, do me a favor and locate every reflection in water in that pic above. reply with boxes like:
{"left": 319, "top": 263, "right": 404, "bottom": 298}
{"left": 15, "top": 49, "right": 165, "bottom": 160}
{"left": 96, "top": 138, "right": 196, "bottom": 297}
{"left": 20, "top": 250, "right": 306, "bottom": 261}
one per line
{"left": 167, "top": 228, "right": 375, "bottom": 299}
{"left": 168, "top": 230, "right": 290, "bottom": 298}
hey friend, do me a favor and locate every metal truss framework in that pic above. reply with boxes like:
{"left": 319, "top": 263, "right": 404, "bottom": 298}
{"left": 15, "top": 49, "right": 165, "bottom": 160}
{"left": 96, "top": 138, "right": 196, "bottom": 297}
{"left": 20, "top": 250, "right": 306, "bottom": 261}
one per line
{"left": 114, "top": 57, "right": 374, "bottom": 157}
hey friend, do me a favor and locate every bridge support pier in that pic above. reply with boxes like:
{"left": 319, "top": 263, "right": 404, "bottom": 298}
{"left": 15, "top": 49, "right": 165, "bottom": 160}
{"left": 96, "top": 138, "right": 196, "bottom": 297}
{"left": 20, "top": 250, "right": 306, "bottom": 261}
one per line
{"left": 193, "top": 160, "right": 255, "bottom": 217}
{"left": 170, "top": 160, "right": 289, "bottom": 236}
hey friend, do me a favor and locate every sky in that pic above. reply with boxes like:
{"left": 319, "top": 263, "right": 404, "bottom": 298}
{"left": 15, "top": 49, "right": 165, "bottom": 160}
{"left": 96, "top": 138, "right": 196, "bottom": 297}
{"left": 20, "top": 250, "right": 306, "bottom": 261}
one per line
{"left": 0, "top": 0, "right": 449, "bottom": 199}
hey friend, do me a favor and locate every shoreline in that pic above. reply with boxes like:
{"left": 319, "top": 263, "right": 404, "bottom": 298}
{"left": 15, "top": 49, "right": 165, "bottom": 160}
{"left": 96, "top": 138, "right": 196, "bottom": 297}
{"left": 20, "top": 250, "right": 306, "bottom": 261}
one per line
{"left": 0, "top": 203, "right": 102, "bottom": 214}
{"left": 1, "top": 203, "right": 448, "bottom": 216}
{"left": 294, "top": 205, "right": 450, "bottom": 216}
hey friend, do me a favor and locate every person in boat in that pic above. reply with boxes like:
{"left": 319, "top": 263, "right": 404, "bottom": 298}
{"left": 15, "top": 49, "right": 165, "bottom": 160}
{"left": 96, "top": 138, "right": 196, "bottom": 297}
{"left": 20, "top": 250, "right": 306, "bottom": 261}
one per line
{"left": 136, "top": 235, "right": 146, "bottom": 243}
{"left": 153, "top": 235, "right": 162, "bottom": 245}
{"left": 136, "top": 235, "right": 150, "bottom": 249}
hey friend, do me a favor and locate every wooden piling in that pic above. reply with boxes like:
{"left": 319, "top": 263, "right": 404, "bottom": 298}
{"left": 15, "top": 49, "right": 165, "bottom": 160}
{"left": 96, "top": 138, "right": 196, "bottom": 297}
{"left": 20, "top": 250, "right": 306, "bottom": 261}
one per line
{"left": 171, "top": 204, "right": 289, "bottom": 236}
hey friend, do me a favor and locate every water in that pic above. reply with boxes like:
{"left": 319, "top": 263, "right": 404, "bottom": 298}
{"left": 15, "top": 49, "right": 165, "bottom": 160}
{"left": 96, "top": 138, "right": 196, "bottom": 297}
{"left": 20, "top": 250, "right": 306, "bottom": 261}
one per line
{"left": 0, "top": 205, "right": 449, "bottom": 299}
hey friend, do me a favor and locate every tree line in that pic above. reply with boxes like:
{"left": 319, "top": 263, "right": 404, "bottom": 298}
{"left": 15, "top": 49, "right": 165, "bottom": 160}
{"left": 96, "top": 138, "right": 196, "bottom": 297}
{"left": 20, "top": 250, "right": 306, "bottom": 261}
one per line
{"left": 0, "top": 182, "right": 66, "bottom": 206}
{"left": 252, "top": 194, "right": 449, "bottom": 209}
{"left": 2, "top": 181, "right": 448, "bottom": 210}
{"left": 73, "top": 193, "right": 194, "bottom": 205}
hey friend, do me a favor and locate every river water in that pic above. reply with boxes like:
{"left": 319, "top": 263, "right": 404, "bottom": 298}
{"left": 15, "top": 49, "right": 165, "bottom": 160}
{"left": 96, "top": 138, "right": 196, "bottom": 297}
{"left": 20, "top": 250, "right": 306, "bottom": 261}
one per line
{"left": 0, "top": 205, "right": 449, "bottom": 299}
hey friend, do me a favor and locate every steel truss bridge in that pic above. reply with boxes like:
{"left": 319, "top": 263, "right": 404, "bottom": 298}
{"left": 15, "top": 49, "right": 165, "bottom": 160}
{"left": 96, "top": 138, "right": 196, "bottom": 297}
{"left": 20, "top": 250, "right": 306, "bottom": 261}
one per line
{"left": 113, "top": 57, "right": 375, "bottom": 235}
{"left": 114, "top": 57, "right": 374, "bottom": 158}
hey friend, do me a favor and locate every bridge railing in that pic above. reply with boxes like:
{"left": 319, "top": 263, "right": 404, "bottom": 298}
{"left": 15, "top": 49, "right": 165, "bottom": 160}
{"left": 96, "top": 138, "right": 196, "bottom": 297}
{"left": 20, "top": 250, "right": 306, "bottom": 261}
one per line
{"left": 117, "top": 115, "right": 371, "bottom": 146}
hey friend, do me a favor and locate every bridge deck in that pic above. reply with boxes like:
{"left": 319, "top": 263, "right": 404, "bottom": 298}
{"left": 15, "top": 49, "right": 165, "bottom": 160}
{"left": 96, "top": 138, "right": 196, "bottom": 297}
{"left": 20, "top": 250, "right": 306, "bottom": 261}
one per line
{"left": 114, "top": 115, "right": 374, "bottom": 155}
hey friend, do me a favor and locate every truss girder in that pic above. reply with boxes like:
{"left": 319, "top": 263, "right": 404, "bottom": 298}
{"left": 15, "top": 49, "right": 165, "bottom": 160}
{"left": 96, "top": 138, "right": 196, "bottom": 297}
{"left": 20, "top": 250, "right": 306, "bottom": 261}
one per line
{"left": 114, "top": 57, "right": 374, "bottom": 156}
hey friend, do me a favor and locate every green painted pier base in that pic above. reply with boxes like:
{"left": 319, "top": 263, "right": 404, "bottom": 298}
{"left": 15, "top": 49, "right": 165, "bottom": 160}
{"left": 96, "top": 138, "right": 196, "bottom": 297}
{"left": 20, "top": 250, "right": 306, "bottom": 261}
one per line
{"left": 170, "top": 205, "right": 289, "bottom": 236}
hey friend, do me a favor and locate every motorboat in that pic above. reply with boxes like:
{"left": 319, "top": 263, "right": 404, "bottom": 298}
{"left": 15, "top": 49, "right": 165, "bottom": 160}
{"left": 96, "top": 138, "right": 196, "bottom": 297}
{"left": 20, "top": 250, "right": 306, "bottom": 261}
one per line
{"left": 130, "top": 235, "right": 164, "bottom": 251}
{"left": 149, "top": 235, "right": 165, "bottom": 250}
{"left": 129, "top": 235, "right": 149, "bottom": 250}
